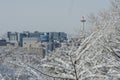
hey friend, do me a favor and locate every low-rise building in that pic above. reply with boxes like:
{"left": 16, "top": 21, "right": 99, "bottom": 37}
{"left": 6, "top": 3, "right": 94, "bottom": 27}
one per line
{"left": 22, "top": 37, "right": 39, "bottom": 48}
{"left": 24, "top": 41, "right": 46, "bottom": 58}
{"left": 0, "top": 39, "right": 7, "bottom": 46}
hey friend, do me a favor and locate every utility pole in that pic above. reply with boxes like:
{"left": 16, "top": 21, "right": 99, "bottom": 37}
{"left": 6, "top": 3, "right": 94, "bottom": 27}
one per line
{"left": 81, "top": 16, "right": 86, "bottom": 39}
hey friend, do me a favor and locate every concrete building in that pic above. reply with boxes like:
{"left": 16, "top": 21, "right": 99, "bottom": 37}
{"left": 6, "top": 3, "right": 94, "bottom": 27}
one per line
{"left": 24, "top": 42, "right": 46, "bottom": 58}
{"left": 22, "top": 37, "right": 39, "bottom": 48}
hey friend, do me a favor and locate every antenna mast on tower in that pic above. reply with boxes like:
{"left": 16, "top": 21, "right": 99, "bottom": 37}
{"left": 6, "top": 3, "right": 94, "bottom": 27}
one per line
{"left": 81, "top": 16, "right": 86, "bottom": 39}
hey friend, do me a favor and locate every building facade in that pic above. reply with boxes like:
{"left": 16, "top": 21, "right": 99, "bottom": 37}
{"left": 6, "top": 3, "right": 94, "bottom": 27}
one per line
{"left": 6, "top": 31, "right": 68, "bottom": 55}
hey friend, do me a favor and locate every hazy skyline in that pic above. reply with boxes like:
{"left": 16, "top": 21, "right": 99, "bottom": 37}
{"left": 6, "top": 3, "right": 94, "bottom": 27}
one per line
{"left": 0, "top": 0, "right": 110, "bottom": 35}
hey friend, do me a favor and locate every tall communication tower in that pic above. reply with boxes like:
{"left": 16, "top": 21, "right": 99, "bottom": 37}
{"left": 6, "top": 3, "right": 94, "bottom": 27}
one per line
{"left": 81, "top": 16, "right": 86, "bottom": 39}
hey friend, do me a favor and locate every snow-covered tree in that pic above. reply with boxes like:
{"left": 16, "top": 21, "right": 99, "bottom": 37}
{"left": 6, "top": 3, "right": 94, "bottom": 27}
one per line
{"left": 40, "top": 0, "right": 120, "bottom": 80}
{"left": 74, "top": 0, "right": 120, "bottom": 80}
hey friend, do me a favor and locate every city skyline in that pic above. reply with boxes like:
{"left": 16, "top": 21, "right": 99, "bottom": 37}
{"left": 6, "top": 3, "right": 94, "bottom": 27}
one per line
{"left": 0, "top": 0, "right": 110, "bottom": 35}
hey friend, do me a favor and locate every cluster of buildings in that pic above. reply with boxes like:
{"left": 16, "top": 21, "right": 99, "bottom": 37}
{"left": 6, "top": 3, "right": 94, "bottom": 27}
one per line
{"left": 0, "top": 31, "right": 67, "bottom": 57}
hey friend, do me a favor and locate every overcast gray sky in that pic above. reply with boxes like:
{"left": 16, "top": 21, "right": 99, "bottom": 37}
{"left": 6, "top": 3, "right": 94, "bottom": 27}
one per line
{"left": 0, "top": 0, "right": 110, "bottom": 35}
